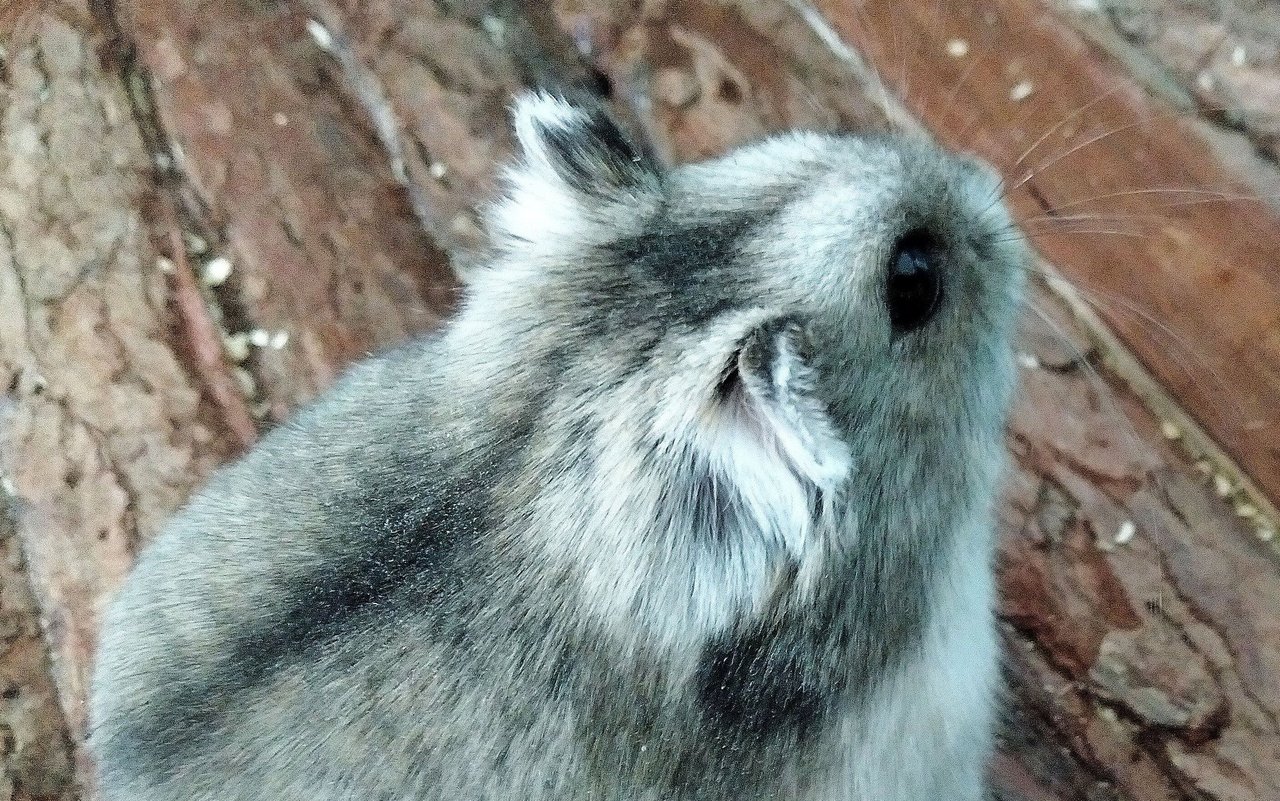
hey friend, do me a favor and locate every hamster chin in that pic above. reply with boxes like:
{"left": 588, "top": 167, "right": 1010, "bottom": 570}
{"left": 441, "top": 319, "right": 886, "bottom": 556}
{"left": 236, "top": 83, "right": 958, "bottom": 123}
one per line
{"left": 90, "top": 91, "right": 1027, "bottom": 801}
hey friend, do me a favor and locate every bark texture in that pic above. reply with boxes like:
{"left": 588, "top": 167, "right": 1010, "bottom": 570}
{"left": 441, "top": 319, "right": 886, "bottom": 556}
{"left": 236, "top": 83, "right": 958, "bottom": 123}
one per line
{"left": 0, "top": 1, "right": 1276, "bottom": 799}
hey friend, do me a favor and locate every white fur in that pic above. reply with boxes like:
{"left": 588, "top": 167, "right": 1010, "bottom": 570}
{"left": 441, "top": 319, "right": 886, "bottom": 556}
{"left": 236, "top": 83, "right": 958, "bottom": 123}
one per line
{"left": 650, "top": 309, "right": 851, "bottom": 573}
{"left": 511, "top": 94, "right": 585, "bottom": 172}
{"left": 812, "top": 522, "right": 999, "bottom": 800}
{"left": 542, "top": 310, "right": 853, "bottom": 653}
{"left": 489, "top": 93, "right": 656, "bottom": 261}
{"left": 744, "top": 326, "right": 852, "bottom": 488}
{"left": 488, "top": 162, "right": 597, "bottom": 260}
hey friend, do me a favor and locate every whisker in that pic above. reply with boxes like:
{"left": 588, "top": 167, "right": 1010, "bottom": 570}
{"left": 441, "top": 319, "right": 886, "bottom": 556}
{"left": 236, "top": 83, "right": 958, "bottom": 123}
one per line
{"left": 1009, "top": 97, "right": 1254, "bottom": 194}
{"left": 975, "top": 176, "right": 1011, "bottom": 226}
{"left": 1021, "top": 228, "right": 1154, "bottom": 240}
{"left": 1161, "top": 193, "right": 1277, "bottom": 209}
{"left": 1041, "top": 187, "right": 1269, "bottom": 215}
{"left": 1012, "top": 85, "right": 1129, "bottom": 168}
{"left": 937, "top": 40, "right": 991, "bottom": 129}
{"left": 1020, "top": 212, "right": 1167, "bottom": 226}
{"left": 1025, "top": 268, "right": 1246, "bottom": 422}
{"left": 1012, "top": 118, "right": 1155, "bottom": 192}
{"left": 1021, "top": 297, "right": 1151, "bottom": 461}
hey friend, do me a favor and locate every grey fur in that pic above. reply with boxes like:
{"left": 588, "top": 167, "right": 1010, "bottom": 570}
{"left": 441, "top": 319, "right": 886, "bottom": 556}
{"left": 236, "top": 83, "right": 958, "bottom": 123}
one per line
{"left": 90, "top": 93, "right": 1027, "bottom": 801}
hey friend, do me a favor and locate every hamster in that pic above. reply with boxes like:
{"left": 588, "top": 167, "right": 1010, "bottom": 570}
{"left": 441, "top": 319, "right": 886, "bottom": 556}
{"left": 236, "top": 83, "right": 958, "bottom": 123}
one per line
{"left": 89, "top": 92, "right": 1027, "bottom": 801}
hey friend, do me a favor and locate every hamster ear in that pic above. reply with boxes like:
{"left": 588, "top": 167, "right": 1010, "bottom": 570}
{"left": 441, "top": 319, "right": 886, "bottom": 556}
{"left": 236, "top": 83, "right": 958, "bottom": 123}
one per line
{"left": 717, "top": 317, "right": 851, "bottom": 489}
{"left": 511, "top": 91, "right": 660, "bottom": 199}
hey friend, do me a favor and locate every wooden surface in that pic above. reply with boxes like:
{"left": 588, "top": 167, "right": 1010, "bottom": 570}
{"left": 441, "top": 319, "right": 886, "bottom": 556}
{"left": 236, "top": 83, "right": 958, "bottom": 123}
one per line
{"left": 0, "top": 1, "right": 1276, "bottom": 799}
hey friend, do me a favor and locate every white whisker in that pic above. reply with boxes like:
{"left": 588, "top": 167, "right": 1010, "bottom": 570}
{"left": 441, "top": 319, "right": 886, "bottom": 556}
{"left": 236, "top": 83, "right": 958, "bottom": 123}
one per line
{"left": 1025, "top": 268, "right": 1246, "bottom": 422}
{"left": 1012, "top": 118, "right": 1154, "bottom": 192}
{"left": 1012, "top": 86, "right": 1128, "bottom": 169}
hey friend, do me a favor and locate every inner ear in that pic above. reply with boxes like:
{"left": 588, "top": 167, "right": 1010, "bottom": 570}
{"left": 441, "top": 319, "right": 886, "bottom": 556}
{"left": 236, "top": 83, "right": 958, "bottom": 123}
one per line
{"left": 511, "top": 91, "right": 660, "bottom": 198}
{"left": 718, "top": 317, "right": 850, "bottom": 488}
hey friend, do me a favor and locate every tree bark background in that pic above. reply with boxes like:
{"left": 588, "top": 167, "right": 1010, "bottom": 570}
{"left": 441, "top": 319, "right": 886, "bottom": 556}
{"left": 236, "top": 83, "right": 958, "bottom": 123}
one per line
{"left": 0, "top": 1, "right": 1277, "bottom": 800}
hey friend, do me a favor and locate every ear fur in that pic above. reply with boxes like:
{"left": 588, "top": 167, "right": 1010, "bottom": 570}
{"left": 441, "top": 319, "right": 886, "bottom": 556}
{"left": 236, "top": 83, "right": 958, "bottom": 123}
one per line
{"left": 720, "top": 317, "right": 851, "bottom": 489}
{"left": 488, "top": 92, "right": 661, "bottom": 257}
{"left": 654, "top": 314, "right": 851, "bottom": 495}
{"left": 511, "top": 91, "right": 660, "bottom": 199}
{"left": 674, "top": 315, "right": 850, "bottom": 575}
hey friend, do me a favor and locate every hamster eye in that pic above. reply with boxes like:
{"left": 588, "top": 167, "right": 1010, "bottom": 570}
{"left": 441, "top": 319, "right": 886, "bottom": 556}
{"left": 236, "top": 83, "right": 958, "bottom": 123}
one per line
{"left": 885, "top": 231, "right": 943, "bottom": 333}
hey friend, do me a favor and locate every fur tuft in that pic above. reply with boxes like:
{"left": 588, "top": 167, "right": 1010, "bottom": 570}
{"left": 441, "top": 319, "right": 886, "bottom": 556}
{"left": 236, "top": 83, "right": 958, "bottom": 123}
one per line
{"left": 489, "top": 92, "right": 661, "bottom": 259}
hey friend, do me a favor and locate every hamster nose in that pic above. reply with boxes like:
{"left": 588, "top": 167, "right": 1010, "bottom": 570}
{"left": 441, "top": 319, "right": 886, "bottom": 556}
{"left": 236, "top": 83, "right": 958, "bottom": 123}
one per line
{"left": 886, "top": 231, "right": 943, "bottom": 333}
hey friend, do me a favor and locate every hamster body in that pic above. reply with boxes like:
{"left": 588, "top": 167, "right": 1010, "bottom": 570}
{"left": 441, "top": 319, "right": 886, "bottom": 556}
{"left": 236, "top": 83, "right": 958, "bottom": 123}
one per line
{"left": 90, "top": 94, "right": 1027, "bottom": 801}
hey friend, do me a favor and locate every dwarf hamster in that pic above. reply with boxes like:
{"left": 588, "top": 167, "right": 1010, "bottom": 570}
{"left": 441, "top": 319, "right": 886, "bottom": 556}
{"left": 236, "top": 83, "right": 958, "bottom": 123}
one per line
{"left": 90, "top": 92, "right": 1027, "bottom": 801}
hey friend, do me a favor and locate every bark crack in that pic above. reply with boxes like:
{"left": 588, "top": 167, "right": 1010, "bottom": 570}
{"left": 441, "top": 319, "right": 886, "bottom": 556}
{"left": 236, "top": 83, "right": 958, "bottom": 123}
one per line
{"left": 86, "top": 0, "right": 261, "bottom": 451}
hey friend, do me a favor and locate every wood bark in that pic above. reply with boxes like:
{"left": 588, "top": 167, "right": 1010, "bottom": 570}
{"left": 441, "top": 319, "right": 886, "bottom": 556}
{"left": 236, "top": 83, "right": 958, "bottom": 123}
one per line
{"left": 0, "top": 1, "right": 1276, "bottom": 799}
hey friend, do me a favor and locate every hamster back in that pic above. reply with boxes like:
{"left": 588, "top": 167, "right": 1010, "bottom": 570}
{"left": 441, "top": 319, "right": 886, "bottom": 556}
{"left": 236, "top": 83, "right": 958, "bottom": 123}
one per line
{"left": 90, "top": 93, "right": 1027, "bottom": 801}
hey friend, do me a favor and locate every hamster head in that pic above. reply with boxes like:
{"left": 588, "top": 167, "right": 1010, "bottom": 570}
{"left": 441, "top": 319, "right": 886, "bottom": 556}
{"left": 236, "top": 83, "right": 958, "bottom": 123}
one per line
{"left": 475, "top": 93, "right": 1028, "bottom": 643}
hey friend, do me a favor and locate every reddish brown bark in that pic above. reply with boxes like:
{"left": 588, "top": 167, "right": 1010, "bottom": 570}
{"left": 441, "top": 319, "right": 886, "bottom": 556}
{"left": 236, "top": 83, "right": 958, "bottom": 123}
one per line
{"left": 0, "top": 500, "right": 76, "bottom": 801}
{"left": 0, "top": 9, "right": 237, "bottom": 790}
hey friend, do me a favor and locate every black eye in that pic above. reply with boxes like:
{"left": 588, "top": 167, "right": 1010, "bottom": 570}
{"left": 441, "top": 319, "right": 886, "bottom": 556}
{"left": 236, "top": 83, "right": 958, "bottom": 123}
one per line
{"left": 885, "top": 232, "right": 943, "bottom": 333}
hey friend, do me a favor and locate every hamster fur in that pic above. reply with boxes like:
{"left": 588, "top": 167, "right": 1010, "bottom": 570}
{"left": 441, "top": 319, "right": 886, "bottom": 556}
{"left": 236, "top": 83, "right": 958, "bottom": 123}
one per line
{"left": 90, "top": 93, "right": 1027, "bottom": 801}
